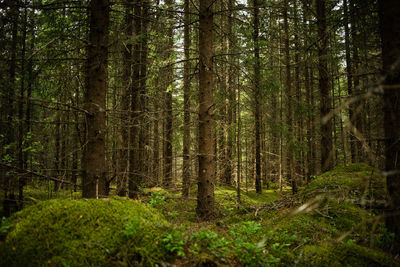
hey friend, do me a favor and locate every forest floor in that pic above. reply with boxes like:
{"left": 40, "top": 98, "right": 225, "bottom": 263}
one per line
{"left": 1, "top": 163, "right": 399, "bottom": 266}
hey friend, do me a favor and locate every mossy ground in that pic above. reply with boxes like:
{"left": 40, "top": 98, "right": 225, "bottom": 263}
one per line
{"left": 0, "top": 163, "right": 398, "bottom": 266}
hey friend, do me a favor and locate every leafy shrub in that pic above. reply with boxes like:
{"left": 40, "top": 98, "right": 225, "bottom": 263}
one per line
{"left": 149, "top": 191, "right": 165, "bottom": 207}
{"left": 162, "top": 230, "right": 186, "bottom": 257}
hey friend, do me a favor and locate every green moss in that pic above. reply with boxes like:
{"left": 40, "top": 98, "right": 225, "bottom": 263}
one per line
{"left": 0, "top": 198, "right": 170, "bottom": 266}
{"left": 301, "top": 243, "right": 396, "bottom": 266}
{"left": 304, "top": 163, "right": 386, "bottom": 200}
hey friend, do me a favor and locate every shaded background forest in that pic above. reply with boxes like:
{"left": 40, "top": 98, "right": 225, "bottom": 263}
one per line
{"left": 0, "top": 0, "right": 393, "bottom": 220}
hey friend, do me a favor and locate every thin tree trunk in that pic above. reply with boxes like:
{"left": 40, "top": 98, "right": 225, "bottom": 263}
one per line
{"left": 253, "top": 0, "right": 262, "bottom": 194}
{"left": 163, "top": 0, "right": 174, "bottom": 188}
{"left": 236, "top": 73, "right": 241, "bottom": 207}
{"left": 349, "top": 0, "right": 362, "bottom": 162}
{"left": 182, "top": 0, "right": 191, "bottom": 197}
{"left": 343, "top": 0, "right": 356, "bottom": 162}
{"left": 139, "top": 0, "right": 149, "bottom": 185}
{"left": 18, "top": 2, "right": 28, "bottom": 207}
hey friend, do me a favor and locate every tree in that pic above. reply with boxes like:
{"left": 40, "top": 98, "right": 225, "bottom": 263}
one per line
{"left": 182, "top": 0, "right": 191, "bottom": 197}
{"left": 378, "top": 0, "right": 400, "bottom": 254}
{"left": 163, "top": 0, "right": 174, "bottom": 189}
{"left": 197, "top": 0, "right": 215, "bottom": 220}
{"left": 116, "top": 0, "right": 133, "bottom": 197}
{"left": 283, "top": 0, "right": 296, "bottom": 193}
{"left": 253, "top": 0, "right": 262, "bottom": 194}
{"left": 82, "top": 0, "right": 110, "bottom": 198}
{"left": 316, "top": 0, "right": 333, "bottom": 173}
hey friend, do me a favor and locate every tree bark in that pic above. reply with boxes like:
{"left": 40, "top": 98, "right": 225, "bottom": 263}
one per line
{"left": 182, "top": 0, "right": 191, "bottom": 197}
{"left": 117, "top": 0, "right": 133, "bottom": 197}
{"left": 253, "top": 0, "right": 262, "bottom": 194}
{"left": 378, "top": 0, "right": 400, "bottom": 254}
{"left": 128, "top": 0, "right": 141, "bottom": 199}
{"left": 343, "top": 0, "right": 356, "bottom": 163}
{"left": 283, "top": 0, "right": 296, "bottom": 193}
{"left": 316, "top": 0, "right": 333, "bottom": 173}
{"left": 196, "top": 0, "right": 215, "bottom": 220}
{"left": 82, "top": 0, "right": 109, "bottom": 198}
{"left": 163, "top": 0, "right": 174, "bottom": 189}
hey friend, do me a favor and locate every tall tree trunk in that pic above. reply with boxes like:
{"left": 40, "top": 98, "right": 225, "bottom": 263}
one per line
{"left": 223, "top": 0, "right": 234, "bottom": 186}
{"left": 18, "top": 1, "right": 28, "bottom": 207}
{"left": 3, "top": 0, "right": 20, "bottom": 216}
{"left": 378, "top": 0, "right": 400, "bottom": 254}
{"left": 236, "top": 69, "right": 241, "bottom": 206}
{"left": 283, "top": 0, "right": 296, "bottom": 193}
{"left": 343, "top": 0, "right": 356, "bottom": 162}
{"left": 129, "top": 0, "right": 141, "bottom": 199}
{"left": 196, "top": 0, "right": 215, "bottom": 220}
{"left": 117, "top": 0, "right": 133, "bottom": 197}
{"left": 139, "top": 0, "right": 149, "bottom": 185}
{"left": 316, "top": 0, "right": 333, "bottom": 172}
{"left": 82, "top": 0, "right": 109, "bottom": 198}
{"left": 349, "top": 0, "right": 362, "bottom": 161}
{"left": 182, "top": 0, "right": 191, "bottom": 197}
{"left": 294, "top": 1, "right": 302, "bottom": 186}
{"left": 253, "top": 0, "right": 262, "bottom": 194}
{"left": 163, "top": 0, "right": 174, "bottom": 188}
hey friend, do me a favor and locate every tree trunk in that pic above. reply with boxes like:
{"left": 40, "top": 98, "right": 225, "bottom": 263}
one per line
{"left": 223, "top": 0, "right": 234, "bottom": 186}
{"left": 82, "top": 0, "right": 109, "bottom": 198}
{"left": 283, "top": 0, "right": 296, "bottom": 193}
{"left": 117, "top": 0, "right": 133, "bottom": 197}
{"left": 128, "top": 0, "right": 141, "bottom": 199}
{"left": 349, "top": 0, "right": 362, "bottom": 162}
{"left": 196, "top": 0, "right": 215, "bottom": 220}
{"left": 163, "top": 0, "right": 174, "bottom": 188}
{"left": 253, "top": 0, "right": 262, "bottom": 194}
{"left": 182, "top": 0, "right": 191, "bottom": 197}
{"left": 343, "top": 0, "right": 356, "bottom": 163}
{"left": 378, "top": 0, "right": 400, "bottom": 254}
{"left": 3, "top": 0, "right": 19, "bottom": 216}
{"left": 316, "top": 0, "right": 333, "bottom": 173}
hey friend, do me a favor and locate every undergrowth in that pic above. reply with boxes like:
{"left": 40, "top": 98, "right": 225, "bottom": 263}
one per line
{"left": 0, "top": 163, "right": 398, "bottom": 266}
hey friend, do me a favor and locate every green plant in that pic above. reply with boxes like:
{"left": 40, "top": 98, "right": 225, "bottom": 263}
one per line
{"left": 190, "top": 229, "right": 231, "bottom": 259}
{"left": 376, "top": 226, "right": 395, "bottom": 249}
{"left": 162, "top": 230, "right": 185, "bottom": 257}
{"left": 0, "top": 217, "right": 12, "bottom": 237}
{"left": 149, "top": 192, "right": 165, "bottom": 207}
{"left": 229, "top": 221, "right": 261, "bottom": 239}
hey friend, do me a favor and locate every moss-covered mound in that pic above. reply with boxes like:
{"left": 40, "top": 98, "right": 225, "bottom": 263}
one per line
{"left": 0, "top": 198, "right": 170, "bottom": 266}
{"left": 304, "top": 163, "right": 386, "bottom": 201}
{"left": 301, "top": 242, "right": 395, "bottom": 266}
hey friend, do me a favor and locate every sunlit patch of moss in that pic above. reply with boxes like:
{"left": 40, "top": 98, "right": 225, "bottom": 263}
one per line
{"left": 0, "top": 198, "right": 170, "bottom": 266}
{"left": 243, "top": 190, "right": 280, "bottom": 204}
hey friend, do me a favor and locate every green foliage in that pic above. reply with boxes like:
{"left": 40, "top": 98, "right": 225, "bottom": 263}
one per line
{"left": 376, "top": 226, "right": 396, "bottom": 250}
{"left": 229, "top": 221, "right": 261, "bottom": 239}
{"left": 190, "top": 228, "right": 231, "bottom": 259}
{"left": 0, "top": 217, "right": 12, "bottom": 237}
{"left": 148, "top": 191, "right": 165, "bottom": 208}
{"left": 161, "top": 230, "right": 185, "bottom": 257}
